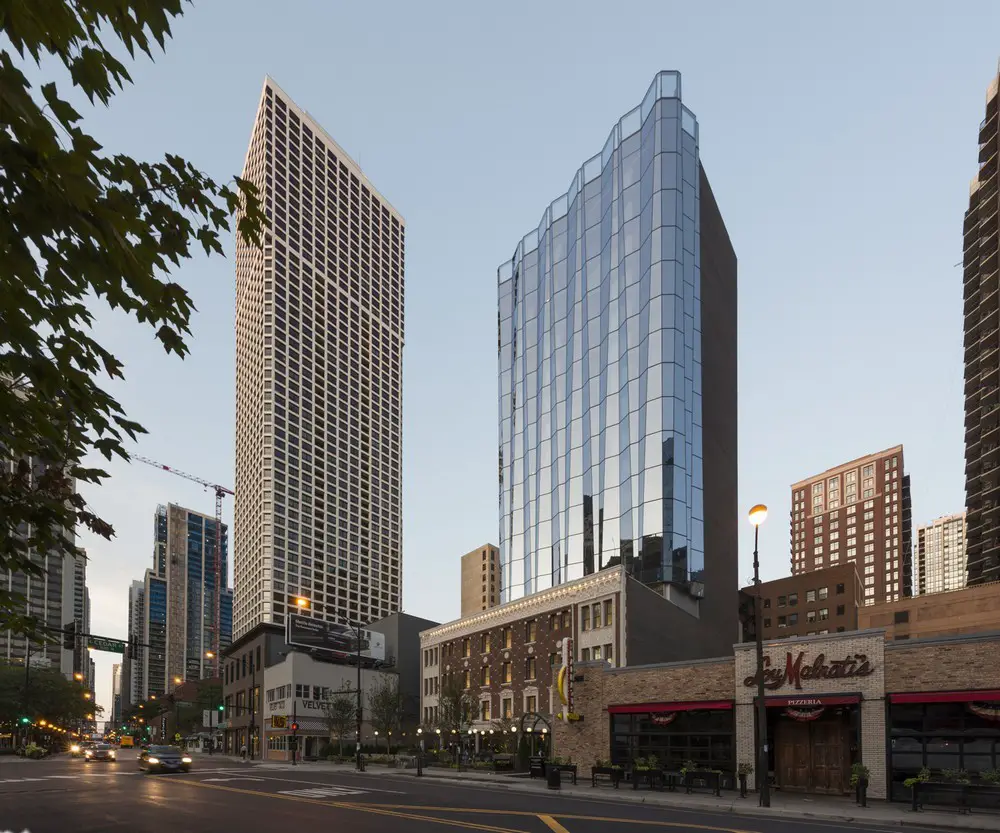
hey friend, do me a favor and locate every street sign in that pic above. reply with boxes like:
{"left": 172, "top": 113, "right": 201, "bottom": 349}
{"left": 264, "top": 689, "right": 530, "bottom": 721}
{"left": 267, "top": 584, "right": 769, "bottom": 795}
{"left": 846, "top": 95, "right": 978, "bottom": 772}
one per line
{"left": 87, "top": 635, "right": 126, "bottom": 653}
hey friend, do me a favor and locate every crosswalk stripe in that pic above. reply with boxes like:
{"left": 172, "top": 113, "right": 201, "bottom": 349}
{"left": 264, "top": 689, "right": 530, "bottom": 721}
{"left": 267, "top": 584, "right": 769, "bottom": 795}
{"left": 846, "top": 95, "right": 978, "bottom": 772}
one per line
{"left": 279, "top": 786, "right": 369, "bottom": 798}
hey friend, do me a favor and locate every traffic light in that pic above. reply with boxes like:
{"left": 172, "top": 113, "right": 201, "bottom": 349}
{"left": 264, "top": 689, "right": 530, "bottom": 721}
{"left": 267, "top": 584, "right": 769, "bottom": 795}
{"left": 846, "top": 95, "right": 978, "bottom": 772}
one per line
{"left": 63, "top": 621, "right": 77, "bottom": 650}
{"left": 19, "top": 717, "right": 29, "bottom": 725}
{"left": 218, "top": 704, "right": 224, "bottom": 712}
{"left": 290, "top": 722, "right": 299, "bottom": 733}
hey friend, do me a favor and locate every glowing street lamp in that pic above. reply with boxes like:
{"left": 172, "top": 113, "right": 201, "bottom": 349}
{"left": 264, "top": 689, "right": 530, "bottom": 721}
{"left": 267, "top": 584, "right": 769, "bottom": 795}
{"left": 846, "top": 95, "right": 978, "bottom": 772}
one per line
{"left": 205, "top": 651, "right": 215, "bottom": 659}
{"left": 294, "top": 597, "right": 309, "bottom": 609}
{"left": 748, "top": 502, "right": 770, "bottom": 808}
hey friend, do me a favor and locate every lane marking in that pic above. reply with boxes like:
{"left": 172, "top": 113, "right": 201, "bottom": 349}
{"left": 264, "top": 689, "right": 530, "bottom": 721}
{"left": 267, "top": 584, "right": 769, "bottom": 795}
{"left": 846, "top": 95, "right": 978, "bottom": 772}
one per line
{"left": 202, "top": 777, "right": 267, "bottom": 783}
{"left": 539, "top": 815, "right": 572, "bottom": 833}
{"left": 186, "top": 770, "right": 404, "bottom": 792}
{"left": 329, "top": 802, "right": 756, "bottom": 832}
{"left": 173, "top": 780, "right": 533, "bottom": 833}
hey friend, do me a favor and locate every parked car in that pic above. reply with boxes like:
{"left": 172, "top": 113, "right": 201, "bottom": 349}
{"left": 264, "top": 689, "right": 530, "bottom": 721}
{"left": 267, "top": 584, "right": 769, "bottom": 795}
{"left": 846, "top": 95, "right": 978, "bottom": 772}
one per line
{"left": 138, "top": 745, "right": 191, "bottom": 774}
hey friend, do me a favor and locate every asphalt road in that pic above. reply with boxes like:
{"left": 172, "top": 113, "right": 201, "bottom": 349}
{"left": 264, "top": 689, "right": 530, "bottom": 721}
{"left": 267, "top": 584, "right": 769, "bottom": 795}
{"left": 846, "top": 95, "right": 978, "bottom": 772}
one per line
{"left": 0, "top": 751, "right": 950, "bottom": 833}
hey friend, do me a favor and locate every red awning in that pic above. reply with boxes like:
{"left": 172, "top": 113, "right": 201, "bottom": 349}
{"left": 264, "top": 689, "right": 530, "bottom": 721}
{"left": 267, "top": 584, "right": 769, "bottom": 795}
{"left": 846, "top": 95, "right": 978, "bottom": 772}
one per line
{"left": 890, "top": 690, "right": 1000, "bottom": 704}
{"left": 766, "top": 694, "right": 860, "bottom": 708}
{"left": 608, "top": 701, "right": 732, "bottom": 714}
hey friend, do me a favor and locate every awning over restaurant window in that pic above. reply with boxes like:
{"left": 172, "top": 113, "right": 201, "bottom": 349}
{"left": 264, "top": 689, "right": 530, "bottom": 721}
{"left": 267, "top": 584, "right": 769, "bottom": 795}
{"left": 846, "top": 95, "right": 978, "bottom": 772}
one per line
{"left": 765, "top": 694, "right": 860, "bottom": 708}
{"left": 607, "top": 700, "right": 732, "bottom": 714}
{"left": 889, "top": 689, "right": 1000, "bottom": 704}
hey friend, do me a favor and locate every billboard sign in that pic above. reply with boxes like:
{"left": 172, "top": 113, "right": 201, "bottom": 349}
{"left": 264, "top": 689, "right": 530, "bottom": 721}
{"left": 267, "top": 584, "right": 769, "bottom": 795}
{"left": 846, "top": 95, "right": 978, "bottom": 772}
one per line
{"left": 285, "top": 614, "right": 385, "bottom": 661}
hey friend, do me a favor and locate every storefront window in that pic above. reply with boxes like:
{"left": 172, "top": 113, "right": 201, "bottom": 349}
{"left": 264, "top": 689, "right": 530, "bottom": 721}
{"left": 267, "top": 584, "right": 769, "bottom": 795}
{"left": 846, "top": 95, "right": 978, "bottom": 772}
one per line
{"left": 888, "top": 701, "right": 1000, "bottom": 801}
{"left": 609, "top": 710, "right": 734, "bottom": 773}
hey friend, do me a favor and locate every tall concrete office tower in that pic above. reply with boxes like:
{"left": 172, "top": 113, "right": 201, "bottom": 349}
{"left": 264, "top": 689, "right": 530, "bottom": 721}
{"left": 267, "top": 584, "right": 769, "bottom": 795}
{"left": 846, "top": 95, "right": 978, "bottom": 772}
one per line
{"left": 122, "top": 579, "right": 145, "bottom": 710}
{"left": 964, "top": 66, "right": 1000, "bottom": 586}
{"left": 234, "top": 78, "right": 405, "bottom": 638}
{"left": 497, "top": 71, "right": 738, "bottom": 654}
{"left": 0, "top": 455, "right": 82, "bottom": 678}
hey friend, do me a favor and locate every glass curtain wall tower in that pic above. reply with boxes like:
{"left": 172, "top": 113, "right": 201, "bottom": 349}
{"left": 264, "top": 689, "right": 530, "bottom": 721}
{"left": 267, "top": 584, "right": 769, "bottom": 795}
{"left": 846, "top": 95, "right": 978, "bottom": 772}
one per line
{"left": 498, "top": 72, "right": 737, "bottom": 632}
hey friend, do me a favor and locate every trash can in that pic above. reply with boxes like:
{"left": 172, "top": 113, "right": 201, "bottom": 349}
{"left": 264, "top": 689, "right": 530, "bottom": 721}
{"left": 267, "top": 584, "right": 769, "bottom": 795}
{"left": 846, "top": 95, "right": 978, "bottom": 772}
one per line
{"left": 547, "top": 765, "right": 561, "bottom": 790}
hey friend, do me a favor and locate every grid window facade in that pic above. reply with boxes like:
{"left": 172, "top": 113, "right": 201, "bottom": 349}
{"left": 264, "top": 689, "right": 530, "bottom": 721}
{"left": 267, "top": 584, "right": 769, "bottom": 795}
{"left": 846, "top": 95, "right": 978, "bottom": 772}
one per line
{"left": 789, "top": 447, "right": 911, "bottom": 604}
{"left": 498, "top": 71, "right": 706, "bottom": 600}
{"left": 234, "top": 78, "right": 405, "bottom": 638}
{"left": 914, "top": 512, "right": 967, "bottom": 595}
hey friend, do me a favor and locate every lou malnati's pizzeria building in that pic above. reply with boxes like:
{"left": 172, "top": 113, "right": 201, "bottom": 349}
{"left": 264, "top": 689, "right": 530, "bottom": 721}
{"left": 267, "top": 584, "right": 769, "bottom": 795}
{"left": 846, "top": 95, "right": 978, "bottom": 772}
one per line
{"left": 555, "top": 629, "right": 1000, "bottom": 800}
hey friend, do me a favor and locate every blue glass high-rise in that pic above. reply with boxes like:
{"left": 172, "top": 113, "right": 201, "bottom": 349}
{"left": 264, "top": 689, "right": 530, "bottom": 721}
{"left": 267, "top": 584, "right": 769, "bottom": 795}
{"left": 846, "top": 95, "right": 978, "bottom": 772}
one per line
{"left": 498, "top": 72, "right": 736, "bottom": 609}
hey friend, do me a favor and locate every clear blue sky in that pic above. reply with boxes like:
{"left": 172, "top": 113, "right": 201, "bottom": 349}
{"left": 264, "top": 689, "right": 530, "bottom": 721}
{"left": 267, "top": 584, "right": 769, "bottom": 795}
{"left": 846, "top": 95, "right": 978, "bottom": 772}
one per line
{"left": 64, "top": 0, "right": 998, "bottom": 720}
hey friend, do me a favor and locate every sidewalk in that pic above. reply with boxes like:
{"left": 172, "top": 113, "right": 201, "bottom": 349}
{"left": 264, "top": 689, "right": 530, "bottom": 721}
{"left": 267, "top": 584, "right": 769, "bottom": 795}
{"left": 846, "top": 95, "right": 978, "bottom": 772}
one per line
{"left": 202, "top": 754, "right": 1000, "bottom": 832}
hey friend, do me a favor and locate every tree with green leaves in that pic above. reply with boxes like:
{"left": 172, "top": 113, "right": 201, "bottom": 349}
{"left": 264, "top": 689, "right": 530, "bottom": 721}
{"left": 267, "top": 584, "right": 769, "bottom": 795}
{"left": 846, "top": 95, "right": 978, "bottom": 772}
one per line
{"left": 367, "top": 674, "right": 403, "bottom": 753}
{"left": 0, "top": 661, "right": 94, "bottom": 725}
{"left": 490, "top": 716, "right": 517, "bottom": 753}
{"left": 322, "top": 682, "right": 356, "bottom": 757}
{"left": 0, "top": 2, "right": 265, "bottom": 638}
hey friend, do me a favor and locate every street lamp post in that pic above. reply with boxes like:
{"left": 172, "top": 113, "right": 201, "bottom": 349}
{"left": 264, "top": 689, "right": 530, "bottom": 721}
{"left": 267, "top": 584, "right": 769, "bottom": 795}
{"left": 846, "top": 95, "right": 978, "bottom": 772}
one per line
{"left": 749, "top": 503, "right": 770, "bottom": 808}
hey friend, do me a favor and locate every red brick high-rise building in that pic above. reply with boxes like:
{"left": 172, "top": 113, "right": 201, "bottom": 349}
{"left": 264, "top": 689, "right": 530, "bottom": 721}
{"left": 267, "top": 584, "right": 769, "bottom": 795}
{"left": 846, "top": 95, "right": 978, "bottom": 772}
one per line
{"left": 790, "top": 445, "right": 911, "bottom": 607}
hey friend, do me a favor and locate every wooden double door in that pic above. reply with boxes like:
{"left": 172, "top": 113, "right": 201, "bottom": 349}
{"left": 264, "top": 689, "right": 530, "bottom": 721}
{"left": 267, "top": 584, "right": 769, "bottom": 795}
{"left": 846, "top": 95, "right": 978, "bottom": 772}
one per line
{"left": 775, "top": 715, "right": 850, "bottom": 795}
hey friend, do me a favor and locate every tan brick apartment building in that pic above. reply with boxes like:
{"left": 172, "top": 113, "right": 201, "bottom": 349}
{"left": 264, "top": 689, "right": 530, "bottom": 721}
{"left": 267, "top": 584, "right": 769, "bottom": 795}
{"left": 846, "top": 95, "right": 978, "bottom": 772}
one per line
{"left": 741, "top": 563, "right": 862, "bottom": 640}
{"left": 860, "top": 581, "right": 1000, "bottom": 640}
{"left": 555, "top": 629, "right": 1000, "bottom": 802}
{"left": 460, "top": 544, "right": 501, "bottom": 618}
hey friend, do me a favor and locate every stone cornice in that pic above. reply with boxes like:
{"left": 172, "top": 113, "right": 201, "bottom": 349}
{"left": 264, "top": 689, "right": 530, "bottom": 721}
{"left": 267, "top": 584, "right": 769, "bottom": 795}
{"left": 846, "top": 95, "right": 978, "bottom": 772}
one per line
{"left": 420, "top": 567, "right": 624, "bottom": 646}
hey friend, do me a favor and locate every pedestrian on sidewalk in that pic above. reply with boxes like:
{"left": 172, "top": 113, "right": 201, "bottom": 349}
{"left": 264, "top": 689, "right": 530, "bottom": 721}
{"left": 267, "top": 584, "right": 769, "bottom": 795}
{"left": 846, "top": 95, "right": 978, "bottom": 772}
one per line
{"left": 240, "top": 743, "right": 247, "bottom": 762}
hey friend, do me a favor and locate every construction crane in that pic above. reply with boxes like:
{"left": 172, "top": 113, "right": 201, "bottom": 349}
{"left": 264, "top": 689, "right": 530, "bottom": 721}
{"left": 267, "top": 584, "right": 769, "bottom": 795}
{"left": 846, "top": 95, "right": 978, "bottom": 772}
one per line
{"left": 132, "top": 454, "right": 234, "bottom": 679}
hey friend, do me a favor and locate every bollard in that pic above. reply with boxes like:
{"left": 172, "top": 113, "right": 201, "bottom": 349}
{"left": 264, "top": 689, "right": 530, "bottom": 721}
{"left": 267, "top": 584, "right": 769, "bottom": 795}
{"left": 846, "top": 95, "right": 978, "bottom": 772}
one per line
{"left": 416, "top": 753, "right": 423, "bottom": 777}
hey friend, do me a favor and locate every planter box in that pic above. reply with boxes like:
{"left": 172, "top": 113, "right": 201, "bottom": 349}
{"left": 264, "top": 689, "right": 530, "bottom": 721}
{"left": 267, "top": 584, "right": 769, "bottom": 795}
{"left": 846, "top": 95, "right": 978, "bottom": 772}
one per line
{"left": 912, "top": 781, "right": 1000, "bottom": 814}
{"left": 684, "top": 770, "right": 722, "bottom": 797}
{"left": 630, "top": 769, "right": 665, "bottom": 790}
{"left": 591, "top": 766, "right": 623, "bottom": 788}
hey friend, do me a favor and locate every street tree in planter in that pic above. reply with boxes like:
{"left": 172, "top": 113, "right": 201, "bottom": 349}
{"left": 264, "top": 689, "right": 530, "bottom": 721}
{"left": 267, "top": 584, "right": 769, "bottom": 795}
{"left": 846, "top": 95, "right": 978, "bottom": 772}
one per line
{"left": 489, "top": 717, "right": 517, "bottom": 753}
{"left": 322, "top": 682, "right": 356, "bottom": 758}
{"left": 436, "top": 673, "right": 474, "bottom": 735}
{"left": 0, "top": 0, "right": 265, "bottom": 641}
{"left": 367, "top": 675, "right": 403, "bottom": 754}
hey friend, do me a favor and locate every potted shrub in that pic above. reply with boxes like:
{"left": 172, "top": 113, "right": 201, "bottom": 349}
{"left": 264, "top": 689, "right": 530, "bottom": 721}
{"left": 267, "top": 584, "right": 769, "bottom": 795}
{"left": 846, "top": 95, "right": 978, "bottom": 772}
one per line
{"left": 981, "top": 768, "right": 1000, "bottom": 786}
{"left": 851, "top": 762, "right": 870, "bottom": 807}
{"left": 904, "top": 766, "right": 930, "bottom": 810}
{"left": 737, "top": 762, "right": 753, "bottom": 799}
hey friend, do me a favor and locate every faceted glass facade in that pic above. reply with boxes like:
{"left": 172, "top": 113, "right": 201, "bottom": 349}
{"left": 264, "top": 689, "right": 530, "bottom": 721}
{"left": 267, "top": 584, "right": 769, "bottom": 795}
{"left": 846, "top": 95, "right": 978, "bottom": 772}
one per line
{"left": 498, "top": 72, "right": 705, "bottom": 601}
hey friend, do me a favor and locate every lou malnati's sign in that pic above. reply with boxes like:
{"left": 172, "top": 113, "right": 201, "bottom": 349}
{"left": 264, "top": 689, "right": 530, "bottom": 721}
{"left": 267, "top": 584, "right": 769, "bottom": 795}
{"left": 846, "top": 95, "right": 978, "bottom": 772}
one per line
{"left": 743, "top": 651, "right": 875, "bottom": 691}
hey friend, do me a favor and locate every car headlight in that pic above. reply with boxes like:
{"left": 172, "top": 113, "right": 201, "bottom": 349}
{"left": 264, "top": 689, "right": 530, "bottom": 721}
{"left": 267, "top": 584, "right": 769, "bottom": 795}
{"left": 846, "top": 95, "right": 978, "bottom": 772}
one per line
{"left": 84, "top": 751, "right": 92, "bottom": 757}
{"left": 71, "top": 745, "right": 80, "bottom": 753}
{"left": 109, "top": 752, "right": 116, "bottom": 758}
{"left": 181, "top": 756, "right": 192, "bottom": 763}
{"left": 148, "top": 757, "right": 159, "bottom": 764}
